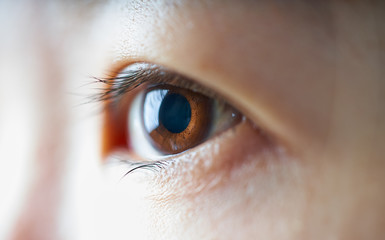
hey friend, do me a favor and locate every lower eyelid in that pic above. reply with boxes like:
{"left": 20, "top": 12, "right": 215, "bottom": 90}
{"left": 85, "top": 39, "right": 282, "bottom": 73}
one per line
{"left": 123, "top": 119, "right": 277, "bottom": 199}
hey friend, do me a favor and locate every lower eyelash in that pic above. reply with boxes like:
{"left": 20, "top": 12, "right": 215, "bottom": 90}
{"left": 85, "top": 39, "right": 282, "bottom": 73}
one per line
{"left": 120, "top": 159, "right": 170, "bottom": 178}
{"left": 123, "top": 161, "right": 166, "bottom": 177}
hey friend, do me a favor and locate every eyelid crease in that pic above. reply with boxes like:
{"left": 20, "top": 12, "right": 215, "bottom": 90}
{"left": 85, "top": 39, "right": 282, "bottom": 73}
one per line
{"left": 95, "top": 62, "right": 222, "bottom": 103}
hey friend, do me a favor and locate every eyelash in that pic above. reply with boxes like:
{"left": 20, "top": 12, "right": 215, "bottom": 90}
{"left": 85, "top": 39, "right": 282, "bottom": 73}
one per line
{"left": 94, "top": 64, "right": 173, "bottom": 175}
{"left": 120, "top": 159, "right": 170, "bottom": 178}
{"left": 93, "top": 63, "right": 219, "bottom": 105}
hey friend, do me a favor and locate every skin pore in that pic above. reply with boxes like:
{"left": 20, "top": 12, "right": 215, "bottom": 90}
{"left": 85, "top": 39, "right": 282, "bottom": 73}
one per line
{"left": 0, "top": 0, "right": 384, "bottom": 240}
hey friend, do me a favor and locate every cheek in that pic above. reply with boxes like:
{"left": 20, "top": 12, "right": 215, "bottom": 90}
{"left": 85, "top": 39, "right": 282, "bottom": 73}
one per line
{"left": 100, "top": 120, "right": 325, "bottom": 240}
{"left": 138, "top": 122, "right": 310, "bottom": 239}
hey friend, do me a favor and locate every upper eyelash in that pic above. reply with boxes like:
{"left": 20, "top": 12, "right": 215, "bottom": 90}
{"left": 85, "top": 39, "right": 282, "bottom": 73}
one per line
{"left": 92, "top": 63, "right": 220, "bottom": 104}
{"left": 93, "top": 63, "right": 164, "bottom": 102}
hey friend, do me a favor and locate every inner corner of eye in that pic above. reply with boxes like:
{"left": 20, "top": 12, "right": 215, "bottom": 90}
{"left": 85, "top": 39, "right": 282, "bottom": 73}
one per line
{"left": 101, "top": 62, "right": 243, "bottom": 161}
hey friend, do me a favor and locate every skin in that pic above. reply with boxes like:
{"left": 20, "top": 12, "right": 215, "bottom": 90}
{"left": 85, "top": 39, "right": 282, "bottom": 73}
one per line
{"left": 0, "top": 0, "right": 384, "bottom": 240}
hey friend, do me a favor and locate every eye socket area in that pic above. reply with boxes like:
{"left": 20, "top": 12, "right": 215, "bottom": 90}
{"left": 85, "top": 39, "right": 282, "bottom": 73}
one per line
{"left": 101, "top": 62, "right": 243, "bottom": 160}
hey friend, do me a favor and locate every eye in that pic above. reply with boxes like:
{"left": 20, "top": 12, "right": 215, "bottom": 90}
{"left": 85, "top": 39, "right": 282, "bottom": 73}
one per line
{"left": 130, "top": 84, "right": 241, "bottom": 158}
{"left": 101, "top": 63, "right": 242, "bottom": 160}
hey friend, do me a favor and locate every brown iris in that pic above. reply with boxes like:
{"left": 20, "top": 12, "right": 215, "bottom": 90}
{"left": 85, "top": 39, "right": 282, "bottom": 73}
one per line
{"left": 142, "top": 85, "right": 212, "bottom": 154}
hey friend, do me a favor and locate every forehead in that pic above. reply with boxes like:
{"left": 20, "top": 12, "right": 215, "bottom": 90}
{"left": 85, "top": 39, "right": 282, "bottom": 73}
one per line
{"left": 1, "top": 0, "right": 332, "bottom": 73}
{"left": 2, "top": 0, "right": 332, "bottom": 31}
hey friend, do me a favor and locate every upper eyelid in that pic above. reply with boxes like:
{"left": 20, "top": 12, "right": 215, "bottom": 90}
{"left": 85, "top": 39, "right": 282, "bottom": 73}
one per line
{"left": 95, "top": 62, "right": 222, "bottom": 103}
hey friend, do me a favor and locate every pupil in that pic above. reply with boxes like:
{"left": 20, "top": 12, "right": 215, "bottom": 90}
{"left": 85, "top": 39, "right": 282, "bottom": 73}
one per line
{"left": 159, "top": 93, "right": 191, "bottom": 133}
